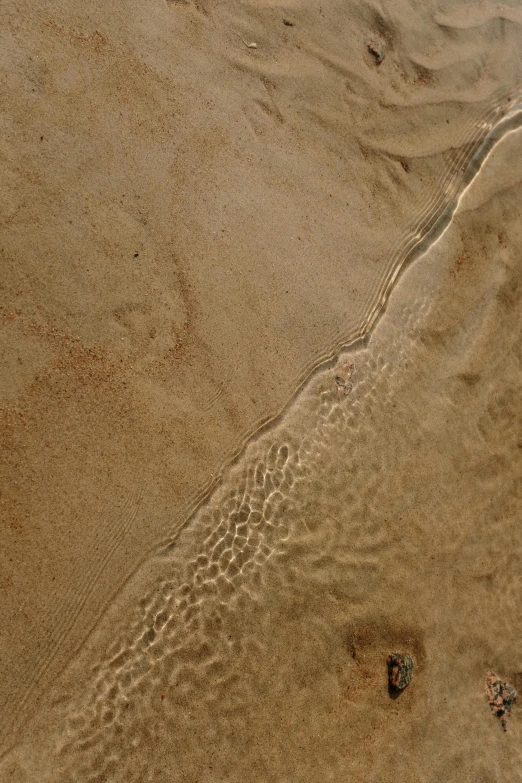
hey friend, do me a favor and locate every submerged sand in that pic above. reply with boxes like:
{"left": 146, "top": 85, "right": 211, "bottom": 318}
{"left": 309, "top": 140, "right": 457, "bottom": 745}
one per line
{"left": 1, "top": 0, "right": 522, "bottom": 780}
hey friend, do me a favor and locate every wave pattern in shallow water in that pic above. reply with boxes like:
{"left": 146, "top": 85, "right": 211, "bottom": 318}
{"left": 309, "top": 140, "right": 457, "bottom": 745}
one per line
{"left": 7, "top": 156, "right": 522, "bottom": 779}
{"left": 2, "top": 48, "right": 522, "bottom": 783}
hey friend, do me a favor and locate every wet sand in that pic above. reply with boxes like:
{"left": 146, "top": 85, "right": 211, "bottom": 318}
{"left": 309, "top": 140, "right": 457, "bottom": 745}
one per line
{"left": 1, "top": 0, "right": 522, "bottom": 780}
{"left": 2, "top": 101, "right": 522, "bottom": 783}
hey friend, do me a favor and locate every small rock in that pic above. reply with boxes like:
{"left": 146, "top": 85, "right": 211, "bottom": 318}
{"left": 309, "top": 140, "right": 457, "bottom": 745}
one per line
{"left": 485, "top": 671, "right": 517, "bottom": 731}
{"left": 334, "top": 360, "right": 354, "bottom": 395}
{"left": 283, "top": 18, "right": 295, "bottom": 26}
{"left": 387, "top": 653, "right": 414, "bottom": 691}
{"left": 367, "top": 39, "right": 384, "bottom": 65}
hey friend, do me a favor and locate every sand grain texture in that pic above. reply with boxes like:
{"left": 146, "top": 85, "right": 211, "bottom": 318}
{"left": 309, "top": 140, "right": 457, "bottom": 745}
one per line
{"left": 1, "top": 0, "right": 522, "bottom": 778}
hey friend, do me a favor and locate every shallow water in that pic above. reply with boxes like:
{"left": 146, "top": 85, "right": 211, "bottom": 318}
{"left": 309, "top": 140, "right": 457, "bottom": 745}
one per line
{"left": 2, "top": 124, "right": 522, "bottom": 783}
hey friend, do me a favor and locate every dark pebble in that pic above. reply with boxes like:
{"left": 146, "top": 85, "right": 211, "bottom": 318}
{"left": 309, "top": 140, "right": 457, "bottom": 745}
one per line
{"left": 387, "top": 653, "right": 414, "bottom": 691}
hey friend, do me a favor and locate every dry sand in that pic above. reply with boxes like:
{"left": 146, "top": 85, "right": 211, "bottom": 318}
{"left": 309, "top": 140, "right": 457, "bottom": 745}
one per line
{"left": 1, "top": 0, "right": 522, "bottom": 780}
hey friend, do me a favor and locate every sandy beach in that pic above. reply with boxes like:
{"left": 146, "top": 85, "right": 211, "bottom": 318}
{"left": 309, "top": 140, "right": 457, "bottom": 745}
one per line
{"left": 1, "top": 0, "right": 522, "bottom": 780}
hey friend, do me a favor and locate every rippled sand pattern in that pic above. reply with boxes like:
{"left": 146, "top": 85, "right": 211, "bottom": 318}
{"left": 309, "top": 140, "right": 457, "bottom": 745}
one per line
{"left": 3, "top": 0, "right": 522, "bottom": 743}
{"left": 3, "top": 124, "right": 522, "bottom": 781}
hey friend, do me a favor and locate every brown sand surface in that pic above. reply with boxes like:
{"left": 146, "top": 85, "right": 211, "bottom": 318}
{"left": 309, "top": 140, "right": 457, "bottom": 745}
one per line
{"left": 1, "top": 0, "right": 522, "bottom": 777}
{"left": 2, "top": 106, "right": 522, "bottom": 782}
{"left": 2, "top": 86, "right": 522, "bottom": 783}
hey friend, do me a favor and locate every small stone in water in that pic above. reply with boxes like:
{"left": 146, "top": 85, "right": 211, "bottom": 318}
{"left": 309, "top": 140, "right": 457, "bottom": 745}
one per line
{"left": 485, "top": 671, "right": 517, "bottom": 731}
{"left": 387, "top": 653, "right": 414, "bottom": 691}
